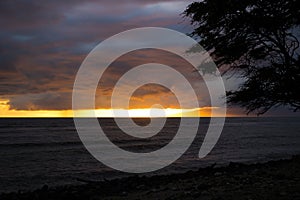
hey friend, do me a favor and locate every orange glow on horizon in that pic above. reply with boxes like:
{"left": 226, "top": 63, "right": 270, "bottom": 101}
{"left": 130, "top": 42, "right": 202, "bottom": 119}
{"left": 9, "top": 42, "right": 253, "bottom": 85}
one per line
{"left": 0, "top": 99, "right": 231, "bottom": 117}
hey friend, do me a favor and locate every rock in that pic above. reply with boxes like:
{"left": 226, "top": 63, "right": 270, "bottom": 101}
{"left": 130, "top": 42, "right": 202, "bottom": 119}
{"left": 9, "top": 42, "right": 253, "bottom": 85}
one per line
{"left": 123, "top": 191, "right": 128, "bottom": 195}
{"left": 279, "top": 192, "right": 287, "bottom": 196}
{"left": 214, "top": 172, "right": 222, "bottom": 176}
{"left": 171, "top": 187, "right": 177, "bottom": 191}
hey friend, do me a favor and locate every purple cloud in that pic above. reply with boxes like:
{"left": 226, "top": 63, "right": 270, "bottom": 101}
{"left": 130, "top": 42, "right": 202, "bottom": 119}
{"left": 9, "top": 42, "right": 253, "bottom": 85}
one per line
{"left": 0, "top": 0, "right": 194, "bottom": 110}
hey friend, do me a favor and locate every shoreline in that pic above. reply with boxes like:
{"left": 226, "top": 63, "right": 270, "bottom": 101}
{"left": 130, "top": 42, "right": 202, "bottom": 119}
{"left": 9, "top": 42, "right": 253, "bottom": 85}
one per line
{"left": 1, "top": 155, "right": 300, "bottom": 200}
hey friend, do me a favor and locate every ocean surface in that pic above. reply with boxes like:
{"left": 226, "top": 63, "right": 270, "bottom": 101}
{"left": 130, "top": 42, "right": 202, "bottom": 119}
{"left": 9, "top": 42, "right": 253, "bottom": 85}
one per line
{"left": 0, "top": 117, "right": 299, "bottom": 193}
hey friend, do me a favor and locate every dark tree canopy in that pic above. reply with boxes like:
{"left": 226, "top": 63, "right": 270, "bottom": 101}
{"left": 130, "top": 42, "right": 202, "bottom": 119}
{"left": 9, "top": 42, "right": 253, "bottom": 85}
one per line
{"left": 184, "top": 0, "right": 300, "bottom": 115}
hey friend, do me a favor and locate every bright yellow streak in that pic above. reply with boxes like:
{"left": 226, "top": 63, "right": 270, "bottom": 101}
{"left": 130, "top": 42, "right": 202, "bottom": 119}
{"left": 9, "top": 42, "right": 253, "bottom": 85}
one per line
{"left": 0, "top": 99, "right": 228, "bottom": 117}
{"left": 82, "top": 108, "right": 201, "bottom": 118}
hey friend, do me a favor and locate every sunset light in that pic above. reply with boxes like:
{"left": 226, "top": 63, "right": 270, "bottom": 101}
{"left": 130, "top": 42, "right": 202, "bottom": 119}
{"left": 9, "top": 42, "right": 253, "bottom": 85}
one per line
{"left": 1, "top": 0, "right": 299, "bottom": 197}
{"left": 0, "top": 99, "right": 227, "bottom": 117}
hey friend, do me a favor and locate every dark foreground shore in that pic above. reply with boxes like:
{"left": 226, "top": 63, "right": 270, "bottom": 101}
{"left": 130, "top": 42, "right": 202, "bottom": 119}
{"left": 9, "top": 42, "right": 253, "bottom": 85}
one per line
{"left": 1, "top": 156, "right": 300, "bottom": 200}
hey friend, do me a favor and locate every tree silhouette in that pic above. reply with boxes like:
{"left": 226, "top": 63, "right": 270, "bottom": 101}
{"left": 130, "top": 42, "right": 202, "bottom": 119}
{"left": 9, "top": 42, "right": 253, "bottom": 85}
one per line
{"left": 184, "top": 0, "right": 300, "bottom": 115}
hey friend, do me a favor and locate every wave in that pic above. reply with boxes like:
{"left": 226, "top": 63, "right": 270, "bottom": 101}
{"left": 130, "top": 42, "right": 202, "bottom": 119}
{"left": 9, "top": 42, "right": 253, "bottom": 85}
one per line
{"left": 0, "top": 141, "right": 81, "bottom": 148}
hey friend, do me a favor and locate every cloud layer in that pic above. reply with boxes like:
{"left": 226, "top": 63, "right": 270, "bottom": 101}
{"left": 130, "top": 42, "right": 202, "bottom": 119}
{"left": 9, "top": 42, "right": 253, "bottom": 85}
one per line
{"left": 0, "top": 0, "right": 195, "bottom": 110}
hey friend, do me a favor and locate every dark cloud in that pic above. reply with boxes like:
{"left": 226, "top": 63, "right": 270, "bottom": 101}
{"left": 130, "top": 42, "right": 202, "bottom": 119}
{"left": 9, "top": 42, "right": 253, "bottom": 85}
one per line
{"left": 1, "top": 1, "right": 295, "bottom": 116}
{"left": 9, "top": 92, "right": 72, "bottom": 110}
{"left": 93, "top": 48, "right": 209, "bottom": 109}
{"left": 0, "top": 0, "right": 193, "bottom": 110}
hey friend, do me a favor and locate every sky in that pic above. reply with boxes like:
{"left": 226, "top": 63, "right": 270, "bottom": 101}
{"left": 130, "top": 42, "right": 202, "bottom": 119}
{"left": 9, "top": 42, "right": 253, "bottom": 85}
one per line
{"left": 0, "top": 0, "right": 298, "bottom": 117}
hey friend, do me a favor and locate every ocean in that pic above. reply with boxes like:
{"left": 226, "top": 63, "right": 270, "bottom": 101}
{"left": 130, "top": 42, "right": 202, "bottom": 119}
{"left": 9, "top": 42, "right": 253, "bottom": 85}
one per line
{"left": 0, "top": 117, "right": 299, "bottom": 193}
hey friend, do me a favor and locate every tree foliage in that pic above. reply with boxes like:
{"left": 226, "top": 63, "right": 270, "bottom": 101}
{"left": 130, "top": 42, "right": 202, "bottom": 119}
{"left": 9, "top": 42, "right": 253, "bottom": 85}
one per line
{"left": 184, "top": 0, "right": 300, "bottom": 114}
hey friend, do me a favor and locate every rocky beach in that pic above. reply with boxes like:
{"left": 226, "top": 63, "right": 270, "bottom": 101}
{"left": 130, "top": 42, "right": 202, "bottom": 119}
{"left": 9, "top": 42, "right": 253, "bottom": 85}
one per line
{"left": 1, "top": 155, "right": 299, "bottom": 200}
